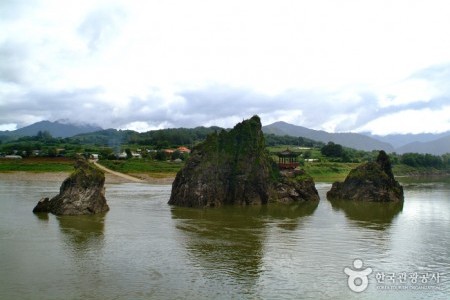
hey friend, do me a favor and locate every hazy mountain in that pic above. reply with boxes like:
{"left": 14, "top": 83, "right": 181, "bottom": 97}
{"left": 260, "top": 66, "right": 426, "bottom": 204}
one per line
{"left": 395, "top": 135, "right": 450, "bottom": 155}
{"left": 0, "top": 120, "right": 102, "bottom": 140}
{"left": 263, "top": 121, "right": 394, "bottom": 152}
{"left": 368, "top": 132, "right": 450, "bottom": 148}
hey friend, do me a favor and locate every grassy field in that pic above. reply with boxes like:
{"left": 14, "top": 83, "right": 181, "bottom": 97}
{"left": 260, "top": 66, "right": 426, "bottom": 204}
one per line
{"left": 392, "top": 164, "right": 449, "bottom": 176}
{"left": 303, "top": 161, "right": 359, "bottom": 182}
{"left": 0, "top": 157, "right": 75, "bottom": 172}
{"left": 99, "top": 159, "right": 183, "bottom": 178}
{"left": 1, "top": 156, "right": 444, "bottom": 182}
{"left": 98, "top": 158, "right": 356, "bottom": 182}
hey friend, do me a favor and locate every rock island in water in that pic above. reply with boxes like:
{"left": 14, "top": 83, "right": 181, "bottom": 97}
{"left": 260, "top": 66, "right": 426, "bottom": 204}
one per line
{"left": 169, "top": 115, "right": 319, "bottom": 207}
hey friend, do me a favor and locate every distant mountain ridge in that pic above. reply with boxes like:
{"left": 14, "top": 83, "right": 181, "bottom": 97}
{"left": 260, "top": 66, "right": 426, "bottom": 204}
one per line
{"left": 263, "top": 121, "right": 394, "bottom": 152}
{"left": 368, "top": 132, "right": 450, "bottom": 155}
{"left": 263, "top": 121, "right": 450, "bottom": 155}
{"left": 368, "top": 132, "right": 450, "bottom": 148}
{"left": 394, "top": 135, "right": 450, "bottom": 155}
{"left": 0, "top": 120, "right": 102, "bottom": 139}
{"left": 2, "top": 120, "right": 450, "bottom": 155}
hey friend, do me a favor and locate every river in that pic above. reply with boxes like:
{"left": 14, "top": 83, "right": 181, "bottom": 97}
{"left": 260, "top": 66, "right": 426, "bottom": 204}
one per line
{"left": 0, "top": 177, "right": 449, "bottom": 299}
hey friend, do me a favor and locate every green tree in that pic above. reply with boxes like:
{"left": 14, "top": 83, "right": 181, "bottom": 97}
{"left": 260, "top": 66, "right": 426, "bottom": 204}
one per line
{"left": 125, "top": 148, "right": 132, "bottom": 159}
{"left": 321, "top": 142, "right": 344, "bottom": 158}
{"left": 155, "top": 140, "right": 170, "bottom": 150}
{"left": 155, "top": 150, "right": 167, "bottom": 161}
{"left": 47, "top": 147, "right": 57, "bottom": 157}
{"left": 37, "top": 131, "right": 53, "bottom": 141}
{"left": 171, "top": 150, "right": 183, "bottom": 160}
{"left": 99, "top": 148, "right": 114, "bottom": 159}
{"left": 303, "top": 150, "right": 312, "bottom": 159}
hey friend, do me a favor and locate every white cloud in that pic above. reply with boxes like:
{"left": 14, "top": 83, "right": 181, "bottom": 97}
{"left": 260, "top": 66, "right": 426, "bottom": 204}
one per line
{"left": 2, "top": 0, "right": 450, "bottom": 134}
{"left": 356, "top": 106, "right": 450, "bottom": 135}
{"left": 0, "top": 123, "right": 17, "bottom": 131}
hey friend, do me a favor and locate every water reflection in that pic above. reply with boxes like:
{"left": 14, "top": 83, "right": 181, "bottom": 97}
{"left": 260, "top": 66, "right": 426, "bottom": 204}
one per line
{"left": 329, "top": 200, "right": 403, "bottom": 230}
{"left": 259, "top": 201, "right": 318, "bottom": 230}
{"left": 170, "top": 202, "right": 318, "bottom": 287}
{"left": 398, "top": 175, "right": 450, "bottom": 186}
{"left": 56, "top": 214, "right": 106, "bottom": 251}
{"left": 34, "top": 212, "right": 49, "bottom": 221}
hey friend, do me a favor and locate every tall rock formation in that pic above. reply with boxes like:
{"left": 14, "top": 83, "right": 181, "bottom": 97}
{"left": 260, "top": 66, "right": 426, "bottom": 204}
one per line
{"left": 168, "top": 116, "right": 319, "bottom": 207}
{"left": 327, "top": 151, "right": 404, "bottom": 202}
{"left": 33, "top": 159, "right": 109, "bottom": 215}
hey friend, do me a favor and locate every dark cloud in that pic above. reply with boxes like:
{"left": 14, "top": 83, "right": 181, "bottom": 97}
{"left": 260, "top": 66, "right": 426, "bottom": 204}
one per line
{"left": 179, "top": 86, "right": 273, "bottom": 118}
{"left": 0, "top": 87, "right": 108, "bottom": 128}
{"left": 3, "top": 77, "right": 449, "bottom": 133}
{"left": 114, "top": 86, "right": 388, "bottom": 131}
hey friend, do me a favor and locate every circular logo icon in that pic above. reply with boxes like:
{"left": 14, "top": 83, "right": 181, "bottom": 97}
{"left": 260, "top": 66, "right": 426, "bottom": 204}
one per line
{"left": 344, "top": 259, "right": 373, "bottom": 293}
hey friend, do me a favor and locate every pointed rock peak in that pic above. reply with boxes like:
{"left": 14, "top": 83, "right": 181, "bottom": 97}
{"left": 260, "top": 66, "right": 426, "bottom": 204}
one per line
{"left": 33, "top": 159, "right": 109, "bottom": 215}
{"left": 169, "top": 115, "right": 319, "bottom": 208}
{"left": 376, "top": 150, "right": 394, "bottom": 179}
{"left": 327, "top": 151, "right": 403, "bottom": 202}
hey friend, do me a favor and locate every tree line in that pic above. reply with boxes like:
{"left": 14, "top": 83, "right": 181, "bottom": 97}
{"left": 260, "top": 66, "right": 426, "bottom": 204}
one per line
{"left": 320, "top": 141, "right": 450, "bottom": 169}
{"left": 2, "top": 131, "right": 450, "bottom": 170}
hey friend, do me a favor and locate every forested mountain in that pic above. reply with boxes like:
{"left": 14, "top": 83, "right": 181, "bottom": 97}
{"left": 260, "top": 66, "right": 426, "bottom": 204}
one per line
{"left": 0, "top": 120, "right": 101, "bottom": 141}
{"left": 72, "top": 126, "right": 223, "bottom": 148}
{"left": 3, "top": 119, "right": 450, "bottom": 155}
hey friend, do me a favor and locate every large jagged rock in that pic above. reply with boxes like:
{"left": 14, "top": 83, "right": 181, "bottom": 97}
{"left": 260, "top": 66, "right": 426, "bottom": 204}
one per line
{"left": 327, "top": 151, "right": 404, "bottom": 202}
{"left": 168, "top": 116, "right": 319, "bottom": 207}
{"left": 33, "top": 160, "right": 109, "bottom": 215}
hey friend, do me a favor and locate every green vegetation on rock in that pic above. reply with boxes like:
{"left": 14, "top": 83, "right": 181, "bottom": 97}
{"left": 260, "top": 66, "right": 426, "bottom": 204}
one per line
{"left": 169, "top": 116, "right": 319, "bottom": 207}
{"left": 327, "top": 151, "right": 404, "bottom": 202}
{"left": 33, "top": 159, "right": 109, "bottom": 215}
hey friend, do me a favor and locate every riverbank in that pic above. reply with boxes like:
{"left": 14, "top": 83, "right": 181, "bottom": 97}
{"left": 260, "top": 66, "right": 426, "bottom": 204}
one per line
{"left": 2, "top": 157, "right": 448, "bottom": 184}
{"left": 0, "top": 158, "right": 176, "bottom": 184}
{"left": 0, "top": 171, "right": 175, "bottom": 184}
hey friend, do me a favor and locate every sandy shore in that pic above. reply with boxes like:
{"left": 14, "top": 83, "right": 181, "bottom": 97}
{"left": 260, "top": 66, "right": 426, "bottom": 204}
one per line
{"left": 0, "top": 171, "right": 174, "bottom": 185}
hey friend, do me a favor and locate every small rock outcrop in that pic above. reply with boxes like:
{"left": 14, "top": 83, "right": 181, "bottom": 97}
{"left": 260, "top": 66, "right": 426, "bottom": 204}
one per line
{"left": 327, "top": 151, "right": 404, "bottom": 202}
{"left": 273, "top": 171, "right": 319, "bottom": 204}
{"left": 168, "top": 115, "right": 319, "bottom": 207}
{"left": 33, "top": 160, "right": 109, "bottom": 215}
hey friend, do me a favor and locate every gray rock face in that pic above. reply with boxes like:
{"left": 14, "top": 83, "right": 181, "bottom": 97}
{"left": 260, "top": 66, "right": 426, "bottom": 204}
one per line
{"left": 168, "top": 116, "right": 319, "bottom": 207}
{"left": 273, "top": 171, "right": 320, "bottom": 204}
{"left": 327, "top": 151, "right": 404, "bottom": 202}
{"left": 33, "top": 160, "right": 109, "bottom": 215}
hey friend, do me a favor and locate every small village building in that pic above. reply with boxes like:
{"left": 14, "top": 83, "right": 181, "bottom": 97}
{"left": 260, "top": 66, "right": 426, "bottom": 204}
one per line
{"left": 4, "top": 155, "right": 22, "bottom": 159}
{"left": 131, "top": 152, "right": 142, "bottom": 159}
{"left": 163, "top": 147, "right": 191, "bottom": 155}
{"left": 177, "top": 146, "right": 191, "bottom": 154}
{"left": 276, "top": 149, "right": 300, "bottom": 170}
{"left": 305, "top": 158, "right": 319, "bottom": 162}
{"left": 118, "top": 152, "right": 128, "bottom": 159}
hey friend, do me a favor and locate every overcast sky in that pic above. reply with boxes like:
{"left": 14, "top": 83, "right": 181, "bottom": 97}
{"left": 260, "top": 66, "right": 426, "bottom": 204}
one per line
{"left": 1, "top": 0, "right": 450, "bottom": 135}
